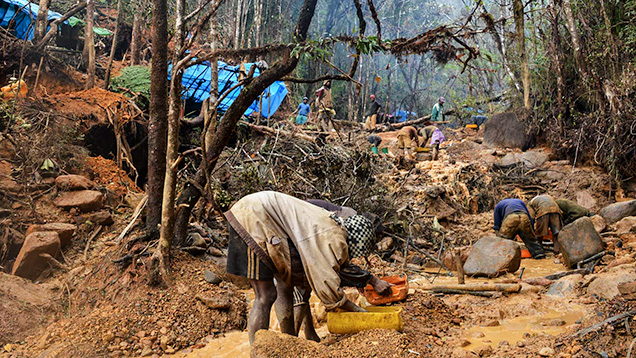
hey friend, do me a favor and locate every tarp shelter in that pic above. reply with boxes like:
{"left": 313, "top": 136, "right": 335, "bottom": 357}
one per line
{"left": 0, "top": 0, "right": 64, "bottom": 40}
{"left": 175, "top": 61, "right": 289, "bottom": 118}
{"left": 394, "top": 110, "right": 416, "bottom": 123}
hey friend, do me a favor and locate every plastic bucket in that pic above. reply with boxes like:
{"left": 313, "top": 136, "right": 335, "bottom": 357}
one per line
{"left": 466, "top": 124, "right": 478, "bottom": 129}
{"left": 371, "top": 146, "right": 379, "bottom": 154}
{"left": 364, "top": 275, "right": 408, "bottom": 305}
{"left": 381, "top": 147, "right": 389, "bottom": 154}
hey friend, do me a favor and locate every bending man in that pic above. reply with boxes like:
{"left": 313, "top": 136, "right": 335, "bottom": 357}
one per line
{"left": 493, "top": 198, "right": 545, "bottom": 259}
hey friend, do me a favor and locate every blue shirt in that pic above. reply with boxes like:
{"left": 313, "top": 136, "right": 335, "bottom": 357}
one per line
{"left": 493, "top": 199, "right": 533, "bottom": 231}
{"left": 298, "top": 103, "right": 311, "bottom": 116}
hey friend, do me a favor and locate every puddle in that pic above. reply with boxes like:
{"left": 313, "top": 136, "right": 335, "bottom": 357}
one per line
{"left": 462, "top": 304, "right": 585, "bottom": 351}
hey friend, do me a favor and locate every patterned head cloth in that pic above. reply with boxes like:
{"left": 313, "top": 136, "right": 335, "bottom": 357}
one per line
{"left": 343, "top": 215, "right": 375, "bottom": 258}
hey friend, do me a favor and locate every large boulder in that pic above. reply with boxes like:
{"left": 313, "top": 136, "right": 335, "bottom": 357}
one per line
{"left": 54, "top": 190, "right": 103, "bottom": 212}
{"left": 463, "top": 237, "right": 521, "bottom": 277}
{"left": 483, "top": 111, "right": 533, "bottom": 150}
{"left": 590, "top": 215, "right": 607, "bottom": 233}
{"left": 546, "top": 274, "right": 583, "bottom": 297}
{"left": 587, "top": 269, "right": 636, "bottom": 300}
{"left": 599, "top": 200, "right": 636, "bottom": 224}
{"left": 54, "top": 175, "right": 96, "bottom": 191}
{"left": 25, "top": 223, "right": 77, "bottom": 247}
{"left": 615, "top": 217, "right": 636, "bottom": 234}
{"left": 11, "top": 232, "right": 61, "bottom": 280}
{"left": 558, "top": 217, "right": 605, "bottom": 268}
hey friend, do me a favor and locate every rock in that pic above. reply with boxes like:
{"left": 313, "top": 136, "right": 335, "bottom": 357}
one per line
{"left": 25, "top": 223, "right": 77, "bottom": 248}
{"left": 463, "top": 237, "right": 521, "bottom": 277}
{"left": 558, "top": 217, "right": 605, "bottom": 268}
{"left": 599, "top": 200, "right": 636, "bottom": 224}
{"left": 575, "top": 191, "right": 597, "bottom": 210}
{"left": 203, "top": 270, "right": 222, "bottom": 285}
{"left": 11, "top": 232, "right": 61, "bottom": 280}
{"left": 500, "top": 151, "right": 548, "bottom": 168}
{"left": 484, "top": 319, "right": 500, "bottom": 327}
{"left": 442, "top": 246, "right": 471, "bottom": 270}
{"left": 476, "top": 345, "right": 493, "bottom": 357}
{"left": 377, "top": 236, "right": 393, "bottom": 252}
{"left": 590, "top": 215, "right": 607, "bottom": 233}
{"left": 539, "top": 347, "right": 555, "bottom": 356}
{"left": 587, "top": 270, "right": 636, "bottom": 299}
{"left": 87, "top": 210, "right": 114, "bottom": 225}
{"left": 615, "top": 217, "right": 636, "bottom": 234}
{"left": 0, "top": 160, "right": 20, "bottom": 193}
{"left": 524, "top": 277, "right": 553, "bottom": 287}
{"left": 207, "top": 247, "right": 223, "bottom": 257}
{"left": 54, "top": 190, "right": 104, "bottom": 212}
{"left": 196, "top": 293, "right": 231, "bottom": 310}
{"left": 542, "top": 319, "right": 566, "bottom": 327}
{"left": 483, "top": 111, "right": 532, "bottom": 149}
{"left": 516, "top": 341, "right": 525, "bottom": 347}
{"left": 140, "top": 347, "right": 153, "bottom": 357}
{"left": 54, "top": 175, "right": 96, "bottom": 191}
{"left": 546, "top": 274, "right": 583, "bottom": 297}
{"left": 618, "top": 281, "right": 636, "bottom": 296}
{"left": 189, "top": 232, "right": 207, "bottom": 248}
{"left": 0, "top": 135, "right": 16, "bottom": 159}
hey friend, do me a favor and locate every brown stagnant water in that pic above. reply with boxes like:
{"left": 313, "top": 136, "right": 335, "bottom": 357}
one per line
{"left": 170, "top": 257, "right": 586, "bottom": 357}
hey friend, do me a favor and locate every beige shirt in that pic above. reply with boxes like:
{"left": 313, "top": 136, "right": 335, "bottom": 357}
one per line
{"left": 528, "top": 195, "right": 562, "bottom": 219}
{"left": 227, "top": 191, "right": 349, "bottom": 310}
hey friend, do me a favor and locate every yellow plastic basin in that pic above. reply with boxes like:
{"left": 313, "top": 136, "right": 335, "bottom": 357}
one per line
{"left": 415, "top": 147, "right": 430, "bottom": 152}
{"left": 465, "top": 124, "right": 478, "bottom": 129}
{"left": 327, "top": 306, "right": 404, "bottom": 334}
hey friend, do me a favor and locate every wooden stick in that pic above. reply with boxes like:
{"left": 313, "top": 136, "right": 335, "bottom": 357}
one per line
{"left": 84, "top": 225, "right": 103, "bottom": 260}
{"left": 544, "top": 269, "right": 588, "bottom": 280}
{"left": 573, "top": 310, "right": 636, "bottom": 337}
{"left": 244, "top": 122, "right": 315, "bottom": 142}
{"left": 454, "top": 248, "right": 465, "bottom": 285}
{"left": 34, "top": 56, "right": 44, "bottom": 96}
{"left": 432, "top": 288, "right": 493, "bottom": 297}
{"left": 116, "top": 195, "right": 148, "bottom": 243}
{"left": 418, "top": 283, "right": 521, "bottom": 293}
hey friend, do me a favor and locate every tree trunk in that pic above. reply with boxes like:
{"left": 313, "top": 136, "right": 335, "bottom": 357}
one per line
{"left": 233, "top": 0, "right": 243, "bottom": 49}
{"left": 84, "top": 0, "right": 96, "bottom": 89}
{"left": 34, "top": 0, "right": 51, "bottom": 43}
{"left": 513, "top": 0, "right": 530, "bottom": 109}
{"left": 130, "top": 5, "right": 143, "bottom": 66}
{"left": 103, "top": 0, "right": 123, "bottom": 89}
{"left": 172, "top": 0, "right": 319, "bottom": 247}
{"left": 36, "top": 2, "right": 86, "bottom": 49}
{"left": 561, "top": 0, "right": 588, "bottom": 83}
{"left": 146, "top": 0, "right": 169, "bottom": 236}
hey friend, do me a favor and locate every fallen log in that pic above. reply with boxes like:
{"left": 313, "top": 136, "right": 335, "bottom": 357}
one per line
{"left": 418, "top": 283, "right": 521, "bottom": 293}
{"left": 544, "top": 269, "right": 588, "bottom": 280}
{"left": 389, "top": 110, "right": 455, "bottom": 129}
{"left": 244, "top": 122, "right": 315, "bottom": 142}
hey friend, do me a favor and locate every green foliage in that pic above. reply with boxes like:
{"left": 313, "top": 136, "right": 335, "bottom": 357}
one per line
{"left": 110, "top": 66, "right": 152, "bottom": 108}
{"left": 354, "top": 36, "right": 390, "bottom": 55}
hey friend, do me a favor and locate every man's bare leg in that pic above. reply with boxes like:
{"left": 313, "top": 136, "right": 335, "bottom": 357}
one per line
{"left": 293, "top": 288, "right": 320, "bottom": 342}
{"left": 248, "top": 279, "right": 277, "bottom": 345}
{"left": 274, "top": 277, "right": 295, "bottom": 336}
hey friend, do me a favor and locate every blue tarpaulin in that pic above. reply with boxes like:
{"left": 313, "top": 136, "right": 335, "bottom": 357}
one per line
{"left": 175, "top": 61, "right": 288, "bottom": 118}
{"left": 394, "top": 110, "right": 416, "bottom": 123}
{"left": 0, "top": 0, "right": 65, "bottom": 40}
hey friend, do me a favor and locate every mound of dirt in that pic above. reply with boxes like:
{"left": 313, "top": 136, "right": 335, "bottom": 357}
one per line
{"left": 46, "top": 88, "right": 139, "bottom": 124}
{"left": 0, "top": 273, "right": 61, "bottom": 346}
{"left": 7, "top": 251, "right": 247, "bottom": 358}
{"left": 85, "top": 156, "right": 141, "bottom": 196}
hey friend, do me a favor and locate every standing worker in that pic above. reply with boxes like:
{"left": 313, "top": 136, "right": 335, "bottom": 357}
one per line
{"left": 431, "top": 96, "right": 445, "bottom": 122}
{"left": 224, "top": 191, "right": 391, "bottom": 345}
{"left": 396, "top": 125, "right": 420, "bottom": 160}
{"left": 493, "top": 198, "right": 546, "bottom": 259}
{"left": 364, "top": 94, "right": 382, "bottom": 132}
{"left": 315, "top": 80, "right": 335, "bottom": 132}
{"left": 528, "top": 195, "right": 563, "bottom": 253}
{"left": 292, "top": 97, "right": 311, "bottom": 125}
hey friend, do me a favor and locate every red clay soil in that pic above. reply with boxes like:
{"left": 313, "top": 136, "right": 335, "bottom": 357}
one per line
{"left": 46, "top": 88, "right": 139, "bottom": 123}
{"left": 85, "top": 156, "right": 141, "bottom": 196}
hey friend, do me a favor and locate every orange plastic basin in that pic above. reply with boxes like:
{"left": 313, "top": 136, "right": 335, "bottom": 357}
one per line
{"left": 364, "top": 275, "right": 409, "bottom": 306}
{"left": 521, "top": 249, "right": 532, "bottom": 258}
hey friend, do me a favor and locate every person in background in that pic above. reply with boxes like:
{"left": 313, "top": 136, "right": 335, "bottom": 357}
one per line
{"left": 493, "top": 198, "right": 546, "bottom": 259}
{"left": 224, "top": 191, "right": 391, "bottom": 345}
{"left": 292, "top": 97, "right": 311, "bottom": 125}
{"left": 528, "top": 195, "right": 563, "bottom": 253}
{"left": 556, "top": 198, "right": 591, "bottom": 226}
{"left": 366, "top": 135, "right": 383, "bottom": 154}
{"left": 431, "top": 96, "right": 445, "bottom": 122}
{"left": 315, "top": 80, "right": 335, "bottom": 132}
{"left": 363, "top": 94, "right": 382, "bottom": 132}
